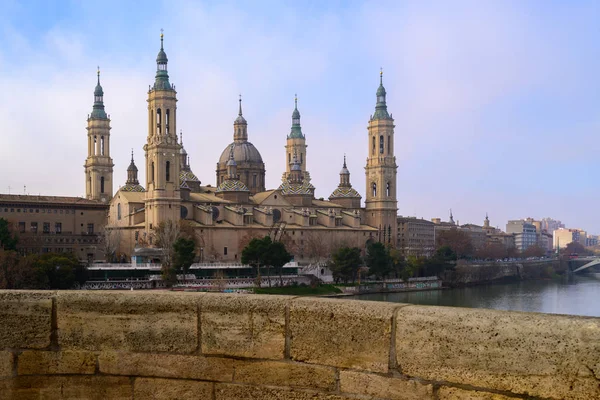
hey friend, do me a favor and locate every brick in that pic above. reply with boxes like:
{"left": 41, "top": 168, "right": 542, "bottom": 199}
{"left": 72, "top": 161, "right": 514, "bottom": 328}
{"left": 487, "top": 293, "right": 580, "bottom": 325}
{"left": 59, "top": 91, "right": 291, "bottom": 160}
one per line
{"left": 200, "top": 293, "right": 286, "bottom": 359}
{"left": 215, "top": 383, "right": 356, "bottom": 400}
{"left": 339, "top": 370, "right": 433, "bottom": 399}
{"left": 234, "top": 360, "right": 336, "bottom": 391}
{"left": 0, "top": 351, "right": 13, "bottom": 378}
{"left": 438, "top": 387, "right": 517, "bottom": 400}
{"left": 17, "top": 350, "right": 96, "bottom": 375}
{"left": 99, "top": 351, "right": 234, "bottom": 382}
{"left": 289, "top": 297, "right": 397, "bottom": 372}
{"left": 0, "top": 291, "right": 53, "bottom": 349}
{"left": 395, "top": 305, "right": 600, "bottom": 400}
{"left": 134, "top": 378, "right": 212, "bottom": 399}
{"left": 57, "top": 291, "right": 197, "bottom": 353}
{"left": 3, "top": 375, "right": 131, "bottom": 399}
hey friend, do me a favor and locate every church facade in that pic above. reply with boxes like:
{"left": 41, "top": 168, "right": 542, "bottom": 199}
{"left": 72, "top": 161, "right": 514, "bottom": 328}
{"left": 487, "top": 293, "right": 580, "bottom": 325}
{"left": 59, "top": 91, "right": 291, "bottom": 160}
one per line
{"left": 104, "top": 34, "right": 398, "bottom": 263}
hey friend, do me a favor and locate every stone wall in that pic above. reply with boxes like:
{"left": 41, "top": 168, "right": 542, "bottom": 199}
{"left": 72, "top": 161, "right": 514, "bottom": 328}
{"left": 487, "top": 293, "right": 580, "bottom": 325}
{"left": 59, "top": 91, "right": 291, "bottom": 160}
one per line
{"left": 0, "top": 290, "right": 599, "bottom": 399}
{"left": 447, "top": 259, "right": 566, "bottom": 286}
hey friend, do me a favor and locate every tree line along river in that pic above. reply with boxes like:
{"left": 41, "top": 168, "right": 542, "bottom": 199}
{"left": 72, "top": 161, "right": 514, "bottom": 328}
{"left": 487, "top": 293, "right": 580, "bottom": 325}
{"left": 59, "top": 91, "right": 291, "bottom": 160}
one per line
{"left": 350, "top": 273, "right": 600, "bottom": 318}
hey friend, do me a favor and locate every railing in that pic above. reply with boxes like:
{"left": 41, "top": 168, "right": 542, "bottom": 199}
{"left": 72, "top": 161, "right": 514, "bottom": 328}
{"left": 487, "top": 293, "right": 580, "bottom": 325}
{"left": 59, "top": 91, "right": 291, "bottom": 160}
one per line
{"left": 88, "top": 261, "right": 300, "bottom": 270}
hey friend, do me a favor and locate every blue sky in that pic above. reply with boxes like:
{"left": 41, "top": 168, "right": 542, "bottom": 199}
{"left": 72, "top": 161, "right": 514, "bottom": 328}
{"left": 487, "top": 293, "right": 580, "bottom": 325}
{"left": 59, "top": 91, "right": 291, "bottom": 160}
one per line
{"left": 0, "top": 0, "right": 598, "bottom": 233}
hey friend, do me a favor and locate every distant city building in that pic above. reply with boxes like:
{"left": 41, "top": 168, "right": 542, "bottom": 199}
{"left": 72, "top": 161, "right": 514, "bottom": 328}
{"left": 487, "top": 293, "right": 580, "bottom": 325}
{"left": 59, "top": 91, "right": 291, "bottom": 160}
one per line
{"left": 541, "top": 217, "right": 565, "bottom": 233}
{"left": 586, "top": 235, "right": 599, "bottom": 247}
{"left": 397, "top": 216, "right": 435, "bottom": 257}
{"left": 553, "top": 228, "right": 587, "bottom": 249}
{"left": 506, "top": 220, "right": 537, "bottom": 252}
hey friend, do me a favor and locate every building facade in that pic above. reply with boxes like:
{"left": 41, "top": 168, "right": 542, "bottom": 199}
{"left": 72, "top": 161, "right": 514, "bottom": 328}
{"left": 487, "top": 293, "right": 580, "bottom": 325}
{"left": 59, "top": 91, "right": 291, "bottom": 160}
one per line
{"left": 397, "top": 216, "right": 435, "bottom": 257}
{"left": 506, "top": 220, "right": 537, "bottom": 252}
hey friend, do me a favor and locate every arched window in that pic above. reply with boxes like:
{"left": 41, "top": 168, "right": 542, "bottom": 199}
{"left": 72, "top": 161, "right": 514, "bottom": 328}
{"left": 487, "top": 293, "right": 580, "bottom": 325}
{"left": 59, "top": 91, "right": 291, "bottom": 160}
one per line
{"left": 117, "top": 204, "right": 122, "bottom": 220}
{"left": 166, "top": 161, "right": 171, "bottom": 182}
{"left": 300, "top": 153, "right": 303, "bottom": 165}
{"left": 387, "top": 135, "right": 391, "bottom": 155}
{"left": 372, "top": 183, "right": 377, "bottom": 197}
{"left": 93, "top": 136, "right": 97, "bottom": 155}
{"left": 165, "top": 109, "right": 170, "bottom": 135}
{"left": 100, "top": 136, "right": 105, "bottom": 156}
{"left": 156, "top": 108, "right": 162, "bottom": 134}
{"left": 288, "top": 153, "right": 291, "bottom": 164}
{"left": 100, "top": 177, "right": 105, "bottom": 194}
{"left": 386, "top": 182, "right": 390, "bottom": 197}
{"left": 379, "top": 135, "right": 384, "bottom": 154}
{"left": 151, "top": 162, "right": 155, "bottom": 183}
{"left": 372, "top": 136, "right": 376, "bottom": 155}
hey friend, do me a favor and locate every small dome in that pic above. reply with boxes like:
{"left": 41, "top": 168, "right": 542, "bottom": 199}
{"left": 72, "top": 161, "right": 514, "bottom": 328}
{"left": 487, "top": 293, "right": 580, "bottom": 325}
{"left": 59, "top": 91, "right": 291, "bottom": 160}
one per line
{"left": 121, "top": 183, "right": 145, "bottom": 193}
{"left": 180, "top": 145, "right": 187, "bottom": 155}
{"left": 376, "top": 83, "right": 386, "bottom": 97}
{"left": 127, "top": 161, "right": 138, "bottom": 172}
{"left": 94, "top": 83, "right": 103, "bottom": 97}
{"left": 340, "top": 165, "right": 349, "bottom": 175}
{"left": 330, "top": 186, "right": 361, "bottom": 199}
{"left": 156, "top": 48, "right": 168, "bottom": 64}
{"left": 218, "top": 142, "right": 263, "bottom": 165}
{"left": 235, "top": 114, "right": 247, "bottom": 124}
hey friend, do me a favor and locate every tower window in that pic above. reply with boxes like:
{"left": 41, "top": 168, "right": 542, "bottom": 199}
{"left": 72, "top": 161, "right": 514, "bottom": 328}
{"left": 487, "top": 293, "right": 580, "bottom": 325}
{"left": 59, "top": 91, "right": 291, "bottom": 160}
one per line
{"left": 288, "top": 153, "right": 291, "bottom": 164}
{"left": 372, "top": 137, "right": 376, "bottom": 155}
{"left": 387, "top": 135, "right": 391, "bottom": 155}
{"left": 166, "top": 109, "right": 170, "bottom": 135}
{"left": 372, "top": 183, "right": 377, "bottom": 197}
{"left": 166, "top": 161, "right": 171, "bottom": 182}
{"left": 100, "top": 136, "right": 105, "bottom": 156}
{"left": 100, "top": 177, "right": 105, "bottom": 193}
{"left": 94, "top": 136, "right": 97, "bottom": 155}
{"left": 386, "top": 182, "right": 391, "bottom": 197}
{"left": 117, "top": 203, "right": 122, "bottom": 220}
{"left": 379, "top": 135, "right": 384, "bottom": 154}
{"left": 253, "top": 174, "right": 257, "bottom": 187}
{"left": 300, "top": 153, "right": 303, "bottom": 165}
{"left": 151, "top": 162, "right": 155, "bottom": 183}
{"left": 156, "top": 108, "right": 162, "bottom": 135}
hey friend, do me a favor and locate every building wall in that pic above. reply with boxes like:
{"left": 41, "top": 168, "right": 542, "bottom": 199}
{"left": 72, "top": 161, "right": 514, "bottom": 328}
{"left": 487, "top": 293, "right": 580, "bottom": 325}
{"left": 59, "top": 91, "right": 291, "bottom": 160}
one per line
{"left": 0, "top": 291, "right": 598, "bottom": 400}
{"left": 397, "top": 216, "right": 435, "bottom": 256}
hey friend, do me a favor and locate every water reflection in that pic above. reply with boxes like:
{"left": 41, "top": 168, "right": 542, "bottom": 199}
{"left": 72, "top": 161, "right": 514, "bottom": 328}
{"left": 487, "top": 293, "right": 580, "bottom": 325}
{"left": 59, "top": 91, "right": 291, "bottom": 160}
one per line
{"left": 350, "top": 273, "right": 600, "bottom": 317}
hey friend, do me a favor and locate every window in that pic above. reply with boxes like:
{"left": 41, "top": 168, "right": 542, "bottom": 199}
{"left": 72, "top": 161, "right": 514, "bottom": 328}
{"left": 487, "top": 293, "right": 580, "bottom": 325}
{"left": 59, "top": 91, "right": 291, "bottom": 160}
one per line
{"left": 117, "top": 204, "right": 122, "bottom": 220}
{"left": 166, "top": 161, "right": 171, "bottom": 182}
{"left": 43, "top": 223, "right": 50, "bottom": 234}
{"left": 55, "top": 223, "right": 62, "bottom": 234}
{"left": 19, "top": 222, "right": 25, "bottom": 233}
{"left": 288, "top": 153, "right": 291, "bottom": 163}
{"left": 379, "top": 135, "right": 384, "bottom": 154}
{"left": 87, "top": 224, "right": 94, "bottom": 234}
{"left": 151, "top": 162, "right": 155, "bottom": 183}
{"left": 100, "top": 177, "right": 105, "bottom": 193}
{"left": 387, "top": 135, "right": 391, "bottom": 155}
{"left": 165, "top": 109, "right": 170, "bottom": 134}
{"left": 372, "top": 183, "right": 377, "bottom": 197}
{"left": 100, "top": 136, "right": 105, "bottom": 156}
{"left": 253, "top": 174, "right": 257, "bottom": 187}
{"left": 300, "top": 153, "right": 303, "bottom": 165}
{"left": 94, "top": 136, "right": 97, "bottom": 155}
{"left": 386, "top": 182, "right": 391, "bottom": 197}
{"left": 372, "top": 136, "right": 376, "bottom": 155}
{"left": 224, "top": 247, "right": 228, "bottom": 256}
{"left": 156, "top": 108, "right": 162, "bottom": 134}
{"left": 31, "top": 222, "right": 38, "bottom": 233}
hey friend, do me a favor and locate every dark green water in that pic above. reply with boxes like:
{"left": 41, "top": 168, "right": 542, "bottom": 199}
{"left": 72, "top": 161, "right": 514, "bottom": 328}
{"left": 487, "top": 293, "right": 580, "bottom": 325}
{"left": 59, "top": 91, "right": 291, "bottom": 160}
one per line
{"left": 350, "top": 273, "right": 600, "bottom": 317}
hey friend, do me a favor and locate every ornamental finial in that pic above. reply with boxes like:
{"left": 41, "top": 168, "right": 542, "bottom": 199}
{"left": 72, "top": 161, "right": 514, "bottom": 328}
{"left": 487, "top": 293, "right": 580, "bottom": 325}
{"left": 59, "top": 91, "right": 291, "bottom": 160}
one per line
{"left": 97, "top": 66, "right": 100, "bottom": 84}
{"left": 160, "top": 29, "right": 164, "bottom": 49}
{"left": 131, "top": 148, "right": 134, "bottom": 162}
{"left": 380, "top": 67, "right": 383, "bottom": 84}
{"left": 238, "top": 94, "right": 243, "bottom": 116}
{"left": 294, "top": 93, "right": 298, "bottom": 109}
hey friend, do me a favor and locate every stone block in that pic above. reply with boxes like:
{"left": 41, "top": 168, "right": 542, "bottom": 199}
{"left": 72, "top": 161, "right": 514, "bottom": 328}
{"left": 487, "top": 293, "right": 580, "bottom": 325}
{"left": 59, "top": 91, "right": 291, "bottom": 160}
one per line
{"left": 437, "top": 387, "right": 516, "bottom": 400}
{"left": 99, "top": 351, "right": 234, "bottom": 382}
{"left": 234, "top": 360, "right": 336, "bottom": 391}
{"left": 0, "top": 351, "right": 13, "bottom": 377}
{"left": 215, "top": 383, "right": 357, "bottom": 399}
{"left": 17, "top": 350, "right": 96, "bottom": 375}
{"left": 339, "top": 370, "right": 433, "bottom": 399}
{"left": 57, "top": 291, "right": 197, "bottom": 353}
{"left": 200, "top": 293, "right": 286, "bottom": 359}
{"left": 0, "top": 291, "right": 53, "bottom": 349}
{"left": 289, "top": 297, "right": 398, "bottom": 372}
{"left": 395, "top": 305, "right": 600, "bottom": 400}
{"left": 134, "top": 378, "right": 213, "bottom": 399}
{"left": 3, "top": 375, "right": 131, "bottom": 399}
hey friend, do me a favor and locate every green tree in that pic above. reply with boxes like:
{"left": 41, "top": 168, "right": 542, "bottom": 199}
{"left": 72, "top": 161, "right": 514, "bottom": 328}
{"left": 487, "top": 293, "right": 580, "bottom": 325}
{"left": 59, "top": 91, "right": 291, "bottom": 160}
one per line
{"left": 173, "top": 237, "right": 196, "bottom": 275}
{"left": 365, "top": 242, "right": 392, "bottom": 280}
{"left": 27, "top": 253, "right": 81, "bottom": 289}
{"left": 388, "top": 247, "right": 405, "bottom": 279}
{"left": 241, "top": 236, "right": 272, "bottom": 287}
{"left": 0, "top": 218, "right": 17, "bottom": 251}
{"left": 330, "top": 247, "right": 362, "bottom": 283}
{"left": 266, "top": 240, "right": 293, "bottom": 287}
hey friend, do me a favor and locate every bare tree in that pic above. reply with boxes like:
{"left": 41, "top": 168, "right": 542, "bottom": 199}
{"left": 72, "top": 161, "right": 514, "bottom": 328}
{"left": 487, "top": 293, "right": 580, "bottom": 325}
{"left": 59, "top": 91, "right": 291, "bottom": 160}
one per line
{"left": 99, "top": 228, "right": 122, "bottom": 263}
{"left": 154, "top": 220, "right": 181, "bottom": 284}
{"left": 213, "top": 269, "right": 227, "bottom": 292}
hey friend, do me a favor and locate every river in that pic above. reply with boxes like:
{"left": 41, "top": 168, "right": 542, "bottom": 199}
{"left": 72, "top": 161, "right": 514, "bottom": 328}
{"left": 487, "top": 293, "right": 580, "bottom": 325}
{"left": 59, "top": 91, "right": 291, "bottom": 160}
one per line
{"left": 350, "top": 273, "right": 600, "bottom": 317}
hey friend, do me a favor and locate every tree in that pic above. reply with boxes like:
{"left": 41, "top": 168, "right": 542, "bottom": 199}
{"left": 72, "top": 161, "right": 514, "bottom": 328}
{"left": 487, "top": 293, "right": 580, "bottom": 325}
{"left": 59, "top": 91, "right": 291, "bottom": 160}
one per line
{"left": 563, "top": 241, "right": 590, "bottom": 257}
{"left": 522, "top": 244, "right": 546, "bottom": 258}
{"left": 0, "top": 218, "right": 17, "bottom": 251}
{"left": 365, "top": 242, "right": 392, "bottom": 280}
{"left": 100, "top": 228, "right": 122, "bottom": 263}
{"left": 241, "top": 236, "right": 272, "bottom": 287}
{"left": 388, "top": 247, "right": 405, "bottom": 279}
{"left": 330, "top": 247, "right": 362, "bottom": 283}
{"left": 154, "top": 220, "right": 181, "bottom": 286}
{"left": 436, "top": 228, "right": 474, "bottom": 259}
{"left": 28, "top": 253, "right": 81, "bottom": 289}
{"left": 173, "top": 237, "right": 196, "bottom": 275}
{"left": 266, "top": 240, "right": 293, "bottom": 286}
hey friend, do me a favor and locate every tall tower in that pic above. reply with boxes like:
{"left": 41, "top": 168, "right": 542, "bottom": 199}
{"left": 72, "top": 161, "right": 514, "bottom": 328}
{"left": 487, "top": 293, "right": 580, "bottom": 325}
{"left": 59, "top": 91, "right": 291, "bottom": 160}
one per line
{"left": 284, "top": 95, "right": 308, "bottom": 178}
{"left": 84, "top": 68, "right": 114, "bottom": 203}
{"left": 144, "top": 32, "right": 181, "bottom": 233}
{"left": 365, "top": 70, "right": 398, "bottom": 245}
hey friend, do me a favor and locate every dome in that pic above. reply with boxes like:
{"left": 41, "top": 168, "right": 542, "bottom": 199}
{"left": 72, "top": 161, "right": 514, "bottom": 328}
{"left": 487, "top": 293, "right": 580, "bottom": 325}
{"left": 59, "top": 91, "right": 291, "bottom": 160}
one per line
{"left": 94, "top": 83, "right": 104, "bottom": 97}
{"left": 216, "top": 179, "right": 249, "bottom": 193}
{"left": 156, "top": 48, "right": 168, "bottom": 64}
{"left": 329, "top": 186, "right": 361, "bottom": 199}
{"left": 219, "top": 142, "right": 263, "bottom": 165}
{"left": 121, "top": 183, "right": 145, "bottom": 193}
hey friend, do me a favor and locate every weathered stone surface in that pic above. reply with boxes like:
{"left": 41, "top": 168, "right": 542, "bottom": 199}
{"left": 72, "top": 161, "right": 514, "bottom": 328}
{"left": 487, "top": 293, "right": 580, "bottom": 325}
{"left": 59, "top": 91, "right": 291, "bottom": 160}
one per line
{"left": 18, "top": 350, "right": 96, "bottom": 375}
{"left": 99, "top": 351, "right": 234, "bottom": 382}
{"left": 234, "top": 360, "right": 336, "bottom": 391}
{"left": 437, "top": 387, "right": 516, "bottom": 400}
{"left": 290, "top": 297, "right": 397, "bottom": 372}
{"left": 134, "top": 378, "right": 212, "bottom": 399}
{"left": 57, "top": 291, "right": 197, "bottom": 353}
{"left": 0, "top": 351, "right": 13, "bottom": 378}
{"left": 396, "top": 305, "right": 600, "bottom": 400}
{"left": 200, "top": 293, "right": 286, "bottom": 359}
{"left": 0, "top": 291, "right": 53, "bottom": 349}
{"left": 339, "top": 370, "right": 433, "bottom": 399}
{"left": 215, "top": 383, "right": 356, "bottom": 399}
{"left": 3, "top": 375, "right": 131, "bottom": 399}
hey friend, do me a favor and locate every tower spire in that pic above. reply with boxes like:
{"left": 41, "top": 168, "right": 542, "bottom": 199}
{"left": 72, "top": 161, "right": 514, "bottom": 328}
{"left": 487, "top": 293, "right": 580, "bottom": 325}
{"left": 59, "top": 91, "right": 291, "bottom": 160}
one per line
{"left": 154, "top": 29, "right": 171, "bottom": 90}
{"left": 238, "top": 94, "right": 243, "bottom": 116}
{"left": 372, "top": 68, "right": 390, "bottom": 120}
{"left": 289, "top": 94, "right": 304, "bottom": 138}
{"left": 91, "top": 67, "right": 107, "bottom": 119}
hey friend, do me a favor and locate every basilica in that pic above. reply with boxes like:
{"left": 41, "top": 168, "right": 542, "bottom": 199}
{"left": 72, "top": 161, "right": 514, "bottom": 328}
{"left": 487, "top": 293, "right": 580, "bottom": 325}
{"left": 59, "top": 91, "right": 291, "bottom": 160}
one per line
{"left": 87, "top": 34, "right": 398, "bottom": 263}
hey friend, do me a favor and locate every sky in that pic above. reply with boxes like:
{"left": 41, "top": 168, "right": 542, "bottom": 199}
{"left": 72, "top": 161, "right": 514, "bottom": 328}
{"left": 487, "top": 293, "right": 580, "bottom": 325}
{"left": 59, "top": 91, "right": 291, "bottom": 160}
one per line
{"left": 0, "top": 0, "right": 599, "bottom": 233}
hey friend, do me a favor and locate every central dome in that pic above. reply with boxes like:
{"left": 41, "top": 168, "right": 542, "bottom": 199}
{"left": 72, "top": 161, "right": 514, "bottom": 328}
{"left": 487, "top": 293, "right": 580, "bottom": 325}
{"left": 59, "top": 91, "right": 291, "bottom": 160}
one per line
{"left": 218, "top": 142, "right": 263, "bottom": 164}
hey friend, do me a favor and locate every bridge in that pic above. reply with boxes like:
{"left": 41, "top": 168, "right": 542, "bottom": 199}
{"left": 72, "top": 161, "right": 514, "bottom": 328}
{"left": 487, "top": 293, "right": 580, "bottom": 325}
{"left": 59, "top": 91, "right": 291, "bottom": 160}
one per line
{"left": 571, "top": 256, "right": 600, "bottom": 273}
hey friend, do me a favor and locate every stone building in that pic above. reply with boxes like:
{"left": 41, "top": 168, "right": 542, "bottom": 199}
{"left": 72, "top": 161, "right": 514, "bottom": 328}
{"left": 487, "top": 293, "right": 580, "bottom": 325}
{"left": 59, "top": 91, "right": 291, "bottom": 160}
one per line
{"left": 105, "top": 34, "right": 398, "bottom": 262}
{"left": 397, "top": 216, "right": 435, "bottom": 257}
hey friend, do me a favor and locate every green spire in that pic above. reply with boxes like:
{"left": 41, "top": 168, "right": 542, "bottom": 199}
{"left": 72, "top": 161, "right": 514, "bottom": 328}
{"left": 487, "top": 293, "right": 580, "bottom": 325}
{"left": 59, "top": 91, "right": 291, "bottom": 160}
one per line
{"left": 288, "top": 94, "right": 304, "bottom": 139}
{"left": 154, "top": 29, "right": 172, "bottom": 90}
{"left": 90, "top": 67, "right": 107, "bottom": 119}
{"left": 372, "top": 68, "right": 390, "bottom": 120}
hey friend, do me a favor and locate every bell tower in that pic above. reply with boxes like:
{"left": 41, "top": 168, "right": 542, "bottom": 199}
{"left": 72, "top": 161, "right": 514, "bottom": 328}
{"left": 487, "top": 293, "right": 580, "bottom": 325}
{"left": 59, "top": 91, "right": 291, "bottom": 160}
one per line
{"left": 365, "top": 70, "right": 398, "bottom": 245}
{"left": 144, "top": 31, "right": 181, "bottom": 233}
{"left": 283, "top": 95, "right": 309, "bottom": 180}
{"left": 84, "top": 68, "right": 114, "bottom": 203}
